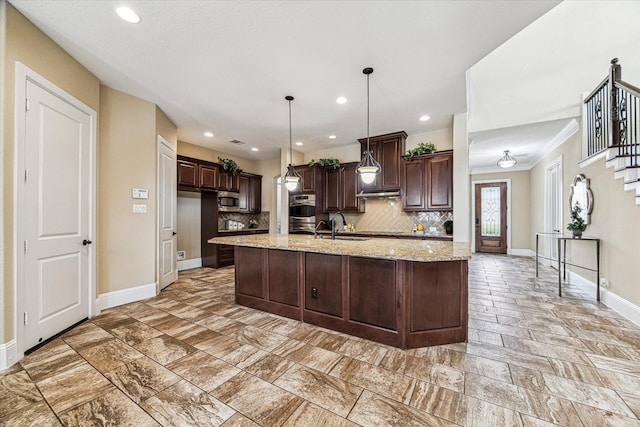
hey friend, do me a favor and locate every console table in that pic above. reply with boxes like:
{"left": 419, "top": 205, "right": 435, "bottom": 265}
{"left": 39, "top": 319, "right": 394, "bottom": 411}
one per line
{"left": 535, "top": 232, "right": 601, "bottom": 301}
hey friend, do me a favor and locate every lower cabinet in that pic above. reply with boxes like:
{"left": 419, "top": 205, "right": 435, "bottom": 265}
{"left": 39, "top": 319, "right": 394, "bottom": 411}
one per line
{"left": 233, "top": 246, "right": 467, "bottom": 348}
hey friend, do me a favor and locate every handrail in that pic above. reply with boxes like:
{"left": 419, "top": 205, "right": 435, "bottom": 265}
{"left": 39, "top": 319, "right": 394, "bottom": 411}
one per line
{"left": 616, "top": 80, "right": 640, "bottom": 99}
{"left": 584, "top": 76, "right": 609, "bottom": 103}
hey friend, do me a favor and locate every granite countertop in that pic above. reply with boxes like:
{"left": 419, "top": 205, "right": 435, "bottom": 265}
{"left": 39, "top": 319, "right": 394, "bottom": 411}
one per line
{"left": 208, "top": 233, "right": 471, "bottom": 262}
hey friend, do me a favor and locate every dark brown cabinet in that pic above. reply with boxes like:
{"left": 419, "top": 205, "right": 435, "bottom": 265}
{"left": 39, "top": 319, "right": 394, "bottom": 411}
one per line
{"left": 324, "top": 162, "right": 364, "bottom": 213}
{"left": 358, "top": 131, "right": 406, "bottom": 193}
{"left": 219, "top": 170, "right": 240, "bottom": 192}
{"left": 289, "top": 164, "right": 324, "bottom": 194}
{"left": 239, "top": 173, "right": 261, "bottom": 213}
{"left": 199, "top": 164, "right": 218, "bottom": 190}
{"left": 304, "top": 253, "right": 343, "bottom": 317}
{"left": 177, "top": 158, "right": 198, "bottom": 187}
{"left": 402, "top": 150, "right": 453, "bottom": 212}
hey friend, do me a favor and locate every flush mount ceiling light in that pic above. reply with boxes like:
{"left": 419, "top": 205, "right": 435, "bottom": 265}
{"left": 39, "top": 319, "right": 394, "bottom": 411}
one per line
{"left": 116, "top": 6, "right": 141, "bottom": 23}
{"left": 356, "top": 67, "right": 381, "bottom": 184}
{"left": 420, "top": 115, "right": 430, "bottom": 122}
{"left": 204, "top": 131, "right": 214, "bottom": 137}
{"left": 284, "top": 96, "right": 302, "bottom": 191}
{"left": 336, "top": 97, "right": 348, "bottom": 104}
{"left": 497, "top": 150, "right": 517, "bottom": 168}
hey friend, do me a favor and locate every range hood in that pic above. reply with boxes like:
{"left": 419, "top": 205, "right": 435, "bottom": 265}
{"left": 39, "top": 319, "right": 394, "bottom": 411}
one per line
{"left": 356, "top": 190, "right": 401, "bottom": 199}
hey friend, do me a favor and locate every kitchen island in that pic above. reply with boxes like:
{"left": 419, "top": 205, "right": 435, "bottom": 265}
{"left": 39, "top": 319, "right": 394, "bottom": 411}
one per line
{"left": 208, "top": 234, "right": 471, "bottom": 349}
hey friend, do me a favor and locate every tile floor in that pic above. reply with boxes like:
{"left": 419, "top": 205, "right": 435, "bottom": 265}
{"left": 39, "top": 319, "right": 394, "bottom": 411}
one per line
{"left": 2, "top": 254, "right": 640, "bottom": 426}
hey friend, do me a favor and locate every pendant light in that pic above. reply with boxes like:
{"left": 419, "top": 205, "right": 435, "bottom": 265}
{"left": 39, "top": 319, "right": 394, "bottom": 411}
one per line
{"left": 356, "top": 67, "right": 381, "bottom": 184}
{"left": 284, "top": 95, "right": 302, "bottom": 191}
{"left": 497, "top": 150, "right": 517, "bottom": 168}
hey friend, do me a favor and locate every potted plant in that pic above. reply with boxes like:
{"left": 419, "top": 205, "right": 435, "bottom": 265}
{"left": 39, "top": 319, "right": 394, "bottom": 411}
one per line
{"left": 308, "top": 158, "right": 341, "bottom": 169}
{"left": 567, "top": 203, "right": 586, "bottom": 238}
{"left": 443, "top": 220, "right": 453, "bottom": 235}
{"left": 403, "top": 142, "right": 436, "bottom": 161}
{"left": 218, "top": 157, "right": 241, "bottom": 176}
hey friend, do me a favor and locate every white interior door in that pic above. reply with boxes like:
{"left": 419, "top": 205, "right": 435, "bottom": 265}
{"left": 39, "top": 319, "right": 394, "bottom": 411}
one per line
{"left": 158, "top": 138, "right": 177, "bottom": 290}
{"left": 23, "top": 80, "right": 92, "bottom": 350}
{"left": 545, "top": 159, "right": 563, "bottom": 264}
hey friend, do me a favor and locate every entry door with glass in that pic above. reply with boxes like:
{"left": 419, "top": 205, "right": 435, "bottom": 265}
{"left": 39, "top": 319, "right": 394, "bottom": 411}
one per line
{"left": 475, "top": 182, "right": 507, "bottom": 253}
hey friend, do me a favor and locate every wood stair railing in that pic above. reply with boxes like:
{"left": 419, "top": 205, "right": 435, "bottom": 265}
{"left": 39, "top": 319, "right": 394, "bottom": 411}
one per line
{"left": 584, "top": 59, "right": 640, "bottom": 205}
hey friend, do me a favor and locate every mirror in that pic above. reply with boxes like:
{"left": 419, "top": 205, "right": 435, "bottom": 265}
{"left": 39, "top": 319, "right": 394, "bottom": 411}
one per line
{"left": 569, "top": 174, "right": 593, "bottom": 225}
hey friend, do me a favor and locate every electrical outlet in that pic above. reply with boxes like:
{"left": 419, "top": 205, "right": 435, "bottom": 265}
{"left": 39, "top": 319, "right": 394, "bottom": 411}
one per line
{"left": 177, "top": 250, "right": 186, "bottom": 260}
{"left": 600, "top": 278, "right": 608, "bottom": 288}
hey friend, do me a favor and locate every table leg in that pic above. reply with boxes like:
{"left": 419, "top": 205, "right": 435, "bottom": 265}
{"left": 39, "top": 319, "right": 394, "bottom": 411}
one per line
{"left": 558, "top": 238, "right": 562, "bottom": 297}
{"left": 535, "top": 234, "right": 539, "bottom": 278}
{"left": 596, "top": 240, "right": 601, "bottom": 302}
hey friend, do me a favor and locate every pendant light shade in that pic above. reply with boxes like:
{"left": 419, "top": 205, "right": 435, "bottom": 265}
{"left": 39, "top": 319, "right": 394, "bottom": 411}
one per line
{"left": 357, "top": 67, "right": 381, "bottom": 184}
{"left": 497, "top": 150, "right": 517, "bottom": 168}
{"left": 284, "top": 95, "right": 302, "bottom": 191}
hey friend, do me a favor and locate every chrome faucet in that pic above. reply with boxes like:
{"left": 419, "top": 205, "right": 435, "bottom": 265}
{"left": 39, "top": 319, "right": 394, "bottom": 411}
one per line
{"left": 314, "top": 221, "right": 326, "bottom": 239}
{"left": 329, "top": 212, "right": 346, "bottom": 240}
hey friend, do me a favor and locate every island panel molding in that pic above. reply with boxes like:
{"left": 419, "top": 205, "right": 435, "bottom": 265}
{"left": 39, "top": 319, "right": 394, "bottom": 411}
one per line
{"left": 210, "top": 234, "right": 470, "bottom": 349}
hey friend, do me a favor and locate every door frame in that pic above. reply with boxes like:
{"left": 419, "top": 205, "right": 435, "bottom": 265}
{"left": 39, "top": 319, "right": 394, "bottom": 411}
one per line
{"left": 156, "top": 136, "right": 177, "bottom": 292}
{"left": 471, "top": 179, "right": 512, "bottom": 254}
{"left": 13, "top": 63, "right": 97, "bottom": 360}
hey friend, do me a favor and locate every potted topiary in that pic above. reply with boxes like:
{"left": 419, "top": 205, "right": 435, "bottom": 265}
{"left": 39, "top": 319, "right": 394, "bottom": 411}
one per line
{"left": 443, "top": 220, "right": 453, "bottom": 235}
{"left": 567, "top": 203, "right": 586, "bottom": 238}
{"left": 308, "top": 158, "right": 341, "bottom": 169}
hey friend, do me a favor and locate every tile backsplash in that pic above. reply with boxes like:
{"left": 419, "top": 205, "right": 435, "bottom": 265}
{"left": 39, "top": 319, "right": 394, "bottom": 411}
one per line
{"left": 342, "top": 199, "right": 452, "bottom": 234}
{"left": 219, "top": 212, "right": 270, "bottom": 231}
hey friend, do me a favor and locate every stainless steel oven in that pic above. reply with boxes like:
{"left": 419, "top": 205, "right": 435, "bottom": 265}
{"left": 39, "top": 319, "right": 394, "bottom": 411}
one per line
{"left": 218, "top": 191, "right": 240, "bottom": 212}
{"left": 289, "top": 194, "right": 316, "bottom": 233}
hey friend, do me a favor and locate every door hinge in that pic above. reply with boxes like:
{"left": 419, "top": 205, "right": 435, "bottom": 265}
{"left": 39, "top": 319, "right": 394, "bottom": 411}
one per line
{"left": 26, "top": 98, "right": 31, "bottom": 111}
{"left": 24, "top": 169, "right": 28, "bottom": 182}
{"left": 24, "top": 240, "right": 28, "bottom": 253}
{"left": 24, "top": 312, "right": 28, "bottom": 325}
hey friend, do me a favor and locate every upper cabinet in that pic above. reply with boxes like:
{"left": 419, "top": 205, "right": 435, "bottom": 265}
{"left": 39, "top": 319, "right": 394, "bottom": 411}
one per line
{"left": 239, "top": 173, "right": 262, "bottom": 213}
{"left": 199, "top": 164, "right": 219, "bottom": 190}
{"left": 324, "top": 162, "right": 364, "bottom": 213}
{"left": 401, "top": 150, "right": 453, "bottom": 212}
{"left": 219, "top": 170, "right": 240, "bottom": 192}
{"left": 177, "top": 158, "right": 198, "bottom": 187}
{"left": 177, "top": 155, "right": 250, "bottom": 195}
{"left": 290, "top": 164, "right": 324, "bottom": 194}
{"left": 357, "top": 131, "right": 407, "bottom": 193}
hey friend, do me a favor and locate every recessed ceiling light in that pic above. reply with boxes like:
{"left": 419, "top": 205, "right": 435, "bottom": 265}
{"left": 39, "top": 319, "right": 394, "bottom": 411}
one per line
{"left": 419, "top": 115, "right": 430, "bottom": 122}
{"left": 296, "top": 141, "right": 303, "bottom": 146}
{"left": 116, "top": 6, "right": 141, "bottom": 24}
{"left": 251, "top": 147, "right": 259, "bottom": 152}
{"left": 204, "top": 131, "right": 214, "bottom": 137}
{"left": 329, "top": 135, "right": 337, "bottom": 139}
{"left": 336, "top": 97, "right": 347, "bottom": 104}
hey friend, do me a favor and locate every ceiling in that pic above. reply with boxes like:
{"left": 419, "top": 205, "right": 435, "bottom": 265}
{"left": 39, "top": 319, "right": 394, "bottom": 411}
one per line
{"left": 9, "top": 0, "right": 560, "bottom": 160}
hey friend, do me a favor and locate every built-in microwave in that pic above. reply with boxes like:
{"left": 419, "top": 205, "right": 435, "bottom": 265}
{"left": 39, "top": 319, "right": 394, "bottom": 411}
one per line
{"left": 218, "top": 191, "right": 240, "bottom": 212}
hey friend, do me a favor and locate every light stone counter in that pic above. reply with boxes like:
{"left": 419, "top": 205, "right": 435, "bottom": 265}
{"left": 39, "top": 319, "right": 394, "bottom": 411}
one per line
{"left": 208, "top": 233, "right": 470, "bottom": 262}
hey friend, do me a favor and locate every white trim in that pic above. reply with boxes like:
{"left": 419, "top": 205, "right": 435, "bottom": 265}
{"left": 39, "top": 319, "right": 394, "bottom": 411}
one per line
{"left": 544, "top": 156, "right": 563, "bottom": 264}
{"left": 14, "top": 62, "right": 97, "bottom": 361}
{"left": 157, "top": 136, "right": 177, "bottom": 292}
{"left": 529, "top": 119, "right": 579, "bottom": 169}
{"left": 578, "top": 151, "right": 606, "bottom": 168}
{"left": 566, "top": 271, "right": 640, "bottom": 327}
{"left": 178, "top": 258, "right": 202, "bottom": 271}
{"left": 0, "top": 340, "right": 18, "bottom": 370}
{"left": 508, "top": 248, "right": 534, "bottom": 257}
{"left": 471, "top": 179, "right": 511, "bottom": 254}
{"left": 96, "top": 282, "right": 157, "bottom": 311}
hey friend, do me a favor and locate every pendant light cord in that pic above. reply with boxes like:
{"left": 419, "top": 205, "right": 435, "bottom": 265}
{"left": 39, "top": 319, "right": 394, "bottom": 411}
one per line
{"left": 366, "top": 71, "right": 370, "bottom": 153}
{"left": 288, "top": 98, "right": 292, "bottom": 166}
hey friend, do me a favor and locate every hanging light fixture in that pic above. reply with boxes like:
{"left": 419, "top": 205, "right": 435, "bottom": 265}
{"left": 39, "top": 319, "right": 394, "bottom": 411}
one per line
{"left": 497, "top": 150, "right": 517, "bottom": 168}
{"left": 284, "top": 95, "right": 302, "bottom": 191}
{"left": 356, "top": 67, "right": 381, "bottom": 184}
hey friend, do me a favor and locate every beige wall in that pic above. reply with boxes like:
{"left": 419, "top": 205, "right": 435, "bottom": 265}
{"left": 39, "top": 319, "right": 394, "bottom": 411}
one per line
{"left": 178, "top": 141, "right": 258, "bottom": 172}
{"left": 156, "top": 106, "right": 178, "bottom": 150}
{"left": 2, "top": 3, "right": 100, "bottom": 341}
{"left": 530, "top": 132, "right": 640, "bottom": 308}
{"left": 98, "top": 86, "right": 157, "bottom": 293}
{"left": 407, "top": 128, "right": 453, "bottom": 152}
{"left": 470, "top": 170, "right": 531, "bottom": 252}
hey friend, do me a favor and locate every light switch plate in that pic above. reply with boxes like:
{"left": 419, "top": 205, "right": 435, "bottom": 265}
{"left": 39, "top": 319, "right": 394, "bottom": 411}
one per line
{"left": 132, "top": 188, "right": 149, "bottom": 199}
{"left": 133, "top": 204, "right": 147, "bottom": 214}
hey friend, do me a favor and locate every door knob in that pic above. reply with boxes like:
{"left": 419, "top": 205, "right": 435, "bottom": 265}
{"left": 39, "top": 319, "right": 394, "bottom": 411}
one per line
{"left": 172, "top": 232, "right": 177, "bottom": 236}
{"left": 82, "top": 239, "right": 92, "bottom": 246}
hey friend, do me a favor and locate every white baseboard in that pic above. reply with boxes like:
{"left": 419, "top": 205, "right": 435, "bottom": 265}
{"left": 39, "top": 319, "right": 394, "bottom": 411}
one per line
{"left": 0, "top": 339, "right": 18, "bottom": 370}
{"left": 567, "top": 271, "right": 640, "bottom": 327}
{"left": 509, "top": 248, "right": 535, "bottom": 257}
{"left": 178, "top": 258, "right": 202, "bottom": 271}
{"left": 96, "top": 282, "right": 157, "bottom": 311}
